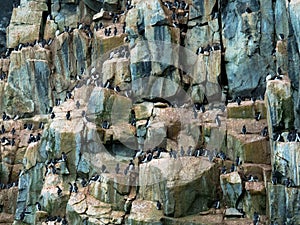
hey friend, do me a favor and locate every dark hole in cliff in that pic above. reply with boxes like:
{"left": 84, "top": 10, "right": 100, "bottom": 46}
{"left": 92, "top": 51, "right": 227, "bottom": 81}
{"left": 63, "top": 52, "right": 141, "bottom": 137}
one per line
{"left": 219, "top": 54, "right": 229, "bottom": 89}
{"left": 41, "top": 11, "right": 49, "bottom": 40}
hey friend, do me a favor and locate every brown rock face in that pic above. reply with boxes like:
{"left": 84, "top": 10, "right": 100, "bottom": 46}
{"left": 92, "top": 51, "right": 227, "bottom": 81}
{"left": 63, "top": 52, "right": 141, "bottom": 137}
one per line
{"left": 139, "top": 157, "right": 219, "bottom": 217}
{"left": 0, "top": 0, "right": 299, "bottom": 225}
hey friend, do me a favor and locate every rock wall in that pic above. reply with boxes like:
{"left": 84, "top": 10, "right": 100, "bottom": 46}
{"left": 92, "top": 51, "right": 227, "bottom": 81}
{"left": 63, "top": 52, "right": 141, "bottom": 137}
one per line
{"left": 0, "top": 0, "right": 298, "bottom": 225}
{"left": 0, "top": 0, "right": 16, "bottom": 54}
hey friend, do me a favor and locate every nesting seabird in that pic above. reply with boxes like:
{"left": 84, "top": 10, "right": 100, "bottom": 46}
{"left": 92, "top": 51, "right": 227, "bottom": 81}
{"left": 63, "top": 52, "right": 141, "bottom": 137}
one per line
{"left": 241, "top": 125, "right": 247, "bottom": 135}
{"left": 156, "top": 200, "right": 162, "bottom": 210}
{"left": 66, "top": 111, "right": 71, "bottom": 120}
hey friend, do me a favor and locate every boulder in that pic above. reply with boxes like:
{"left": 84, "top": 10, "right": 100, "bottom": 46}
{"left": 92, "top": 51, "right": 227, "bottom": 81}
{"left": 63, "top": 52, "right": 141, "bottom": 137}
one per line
{"left": 43, "top": 19, "right": 58, "bottom": 40}
{"left": 6, "top": 25, "right": 41, "bottom": 48}
{"left": 133, "top": 102, "right": 154, "bottom": 121}
{"left": 267, "top": 183, "right": 300, "bottom": 225}
{"left": 139, "top": 157, "right": 219, "bottom": 217}
{"left": 4, "top": 47, "right": 52, "bottom": 115}
{"left": 144, "top": 122, "right": 166, "bottom": 150}
{"left": 0, "top": 0, "right": 15, "bottom": 53}
{"left": 226, "top": 118, "right": 270, "bottom": 164}
{"left": 224, "top": 208, "right": 244, "bottom": 217}
{"left": 243, "top": 182, "right": 267, "bottom": 216}
{"left": 89, "top": 173, "right": 131, "bottom": 211}
{"left": 220, "top": 172, "right": 242, "bottom": 208}
{"left": 102, "top": 58, "right": 131, "bottom": 86}
{"left": 227, "top": 100, "right": 267, "bottom": 119}
{"left": 288, "top": 1, "right": 300, "bottom": 129}
{"left": 126, "top": 200, "right": 163, "bottom": 225}
{"left": 87, "top": 87, "right": 132, "bottom": 126}
{"left": 221, "top": 0, "right": 275, "bottom": 97}
{"left": 265, "top": 77, "right": 294, "bottom": 131}
{"left": 272, "top": 142, "right": 300, "bottom": 186}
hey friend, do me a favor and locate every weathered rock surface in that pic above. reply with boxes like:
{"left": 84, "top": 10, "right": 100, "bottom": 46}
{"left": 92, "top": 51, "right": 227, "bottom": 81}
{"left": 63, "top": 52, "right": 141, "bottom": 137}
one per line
{"left": 0, "top": 0, "right": 15, "bottom": 53}
{"left": 0, "top": 0, "right": 299, "bottom": 225}
{"left": 139, "top": 157, "right": 219, "bottom": 217}
{"left": 220, "top": 172, "right": 242, "bottom": 208}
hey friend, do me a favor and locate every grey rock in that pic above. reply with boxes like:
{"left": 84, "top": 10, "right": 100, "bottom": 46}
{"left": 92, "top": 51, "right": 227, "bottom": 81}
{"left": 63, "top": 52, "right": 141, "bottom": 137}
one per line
{"left": 224, "top": 207, "right": 244, "bottom": 217}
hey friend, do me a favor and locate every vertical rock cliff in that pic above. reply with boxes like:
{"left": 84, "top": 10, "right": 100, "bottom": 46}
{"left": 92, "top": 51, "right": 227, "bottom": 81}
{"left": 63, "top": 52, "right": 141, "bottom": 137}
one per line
{"left": 0, "top": 0, "right": 299, "bottom": 224}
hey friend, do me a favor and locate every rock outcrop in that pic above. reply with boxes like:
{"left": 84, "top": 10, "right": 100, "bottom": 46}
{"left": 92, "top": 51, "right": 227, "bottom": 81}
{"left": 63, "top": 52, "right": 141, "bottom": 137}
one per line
{"left": 0, "top": 0, "right": 298, "bottom": 225}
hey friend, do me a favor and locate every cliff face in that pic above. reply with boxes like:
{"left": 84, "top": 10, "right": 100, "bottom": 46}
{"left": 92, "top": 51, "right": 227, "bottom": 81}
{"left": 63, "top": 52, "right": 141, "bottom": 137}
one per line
{"left": 0, "top": 0, "right": 16, "bottom": 54}
{"left": 0, "top": 0, "right": 299, "bottom": 225}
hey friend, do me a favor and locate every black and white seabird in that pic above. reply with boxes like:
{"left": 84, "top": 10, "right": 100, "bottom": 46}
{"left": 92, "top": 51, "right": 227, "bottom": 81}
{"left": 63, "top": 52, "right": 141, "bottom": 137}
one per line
{"left": 156, "top": 200, "right": 162, "bottom": 210}
{"left": 61, "top": 216, "right": 68, "bottom": 225}
{"left": 215, "top": 115, "right": 221, "bottom": 127}
{"left": 153, "top": 148, "right": 162, "bottom": 159}
{"left": 236, "top": 96, "right": 242, "bottom": 106}
{"left": 11, "top": 138, "right": 15, "bottom": 146}
{"left": 261, "top": 126, "right": 268, "bottom": 137}
{"left": 2, "top": 112, "right": 10, "bottom": 120}
{"left": 81, "top": 178, "right": 88, "bottom": 187}
{"left": 284, "top": 177, "right": 294, "bottom": 187}
{"left": 66, "top": 91, "right": 72, "bottom": 100}
{"left": 51, "top": 112, "right": 55, "bottom": 119}
{"left": 61, "top": 152, "right": 67, "bottom": 162}
{"left": 255, "top": 112, "right": 261, "bottom": 121}
{"left": 235, "top": 156, "right": 240, "bottom": 166}
{"left": 253, "top": 212, "right": 260, "bottom": 225}
{"left": 1, "top": 125, "right": 5, "bottom": 134}
{"left": 76, "top": 101, "right": 80, "bottom": 109}
{"left": 245, "top": 7, "right": 252, "bottom": 13}
{"left": 271, "top": 173, "right": 277, "bottom": 185}
{"left": 47, "top": 106, "right": 53, "bottom": 114}
{"left": 13, "top": 114, "right": 19, "bottom": 120}
{"left": 56, "top": 216, "right": 62, "bottom": 222}
{"left": 89, "top": 174, "right": 100, "bottom": 183}
{"left": 221, "top": 166, "right": 226, "bottom": 174}
{"left": 102, "top": 120, "right": 110, "bottom": 129}
{"left": 248, "top": 175, "right": 258, "bottom": 182}
{"left": 35, "top": 202, "right": 41, "bottom": 211}
{"left": 1, "top": 137, "right": 10, "bottom": 146}
{"left": 278, "top": 33, "right": 284, "bottom": 40}
{"left": 39, "top": 122, "right": 44, "bottom": 129}
{"left": 114, "top": 85, "right": 121, "bottom": 92}
{"left": 56, "top": 186, "right": 62, "bottom": 196}
{"left": 26, "top": 123, "right": 33, "bottom": 130}
{"left": 124, "top": 166, "right": 129, "bottom": 175}
{"left": 180, "top": 146, "right": 185, "bottom": 157}
{"left": 214, "top": 200, "right": 220, "bottom": 209}
{"left": 296, "top": 132, "right": 300, "bottom": 142}
{"left": 273, "top": 132, "right": 284, "bottom": 142}
{"left": 196, "top": 47, "right": 204, "bottom": 55}
{"left": 187, "top": 146, "right": 192, "bottom": 156}
{"left": 55, "top": 29, "right": 60, "bottom": 37}
{"left": 115, "top": 163, "right": 120, "bottom": 174}
{"left": 28, "top": 134, "right": 36, "bottom": 144}
{"left": 194, "top": 148, "right": 202, "bottom": 157}
{"left": 241, "top": 125, "right": 247, "bottom": 135}
{"left": 19, "top": 211, "right": 26, "bottom": 221}
{"left": 128, "top": 160, "right": 135, "bottom": 171}
{"left": 83, "top": 217, "right": 89, "bottom": 225}
{"left": 68, "top": 183, "right": 73, "bottom": 195}
{"left": 101, "top": 165, "right": 108, "bottom": 173}
{"left": 192, "top": 106, "right": 198, "bottom": 119}
{"left": 66, "top": 111, "right": 71, "bottom": 120}
{"left": 287, "top": 130, "right": 296, "bottom": 142}
{"left": 73, "top": 182, "right": 78, "bottom": 193}
{"left": 133, "top": 149, "right": 143, "bottom": 158}
{"left": 212, "top": 43, "right": 221, "bottom": 51}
